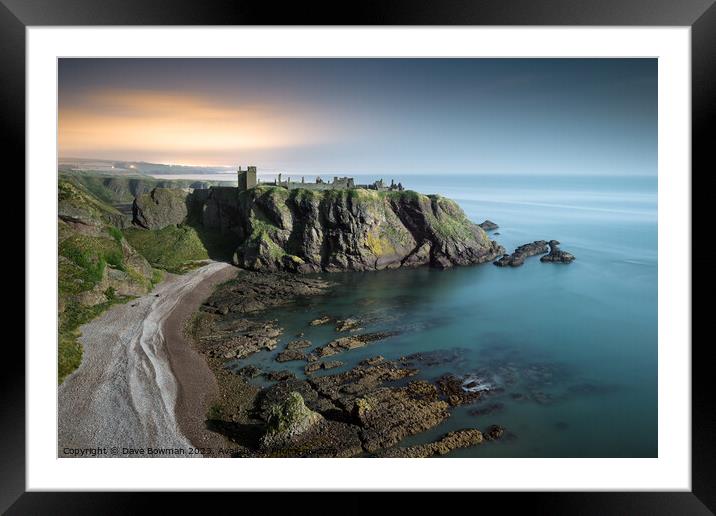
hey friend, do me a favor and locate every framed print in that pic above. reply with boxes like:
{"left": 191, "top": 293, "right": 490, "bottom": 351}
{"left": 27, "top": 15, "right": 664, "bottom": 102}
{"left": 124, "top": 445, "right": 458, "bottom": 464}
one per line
{"left": 4, "top": 0, "right": 713, "bottom": 512}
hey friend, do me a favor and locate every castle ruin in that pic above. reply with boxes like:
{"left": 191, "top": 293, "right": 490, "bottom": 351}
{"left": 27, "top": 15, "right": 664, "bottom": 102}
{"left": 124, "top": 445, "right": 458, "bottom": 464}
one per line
{"left": 237, "top": 166, "right": 257, "bottom": 190}
{"left": 237, "top": 166, "right": 404, "bottom": 192}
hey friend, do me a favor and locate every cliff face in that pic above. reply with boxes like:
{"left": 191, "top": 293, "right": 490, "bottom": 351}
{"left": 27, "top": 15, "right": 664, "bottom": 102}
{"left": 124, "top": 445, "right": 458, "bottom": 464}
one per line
{"left": 132, "top": 185, "right": 504, "bottom": 273}
{"left": 132, "top": 188, "right": 191, "bottom": 230}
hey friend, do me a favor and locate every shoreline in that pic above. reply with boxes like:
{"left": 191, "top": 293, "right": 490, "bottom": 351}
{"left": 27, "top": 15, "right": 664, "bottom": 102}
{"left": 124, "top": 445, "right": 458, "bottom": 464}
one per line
{"left": 183, "top": 271, "right": 499, "bottom": 458}
{"left": 58, "top": 261, "right": 235, "bottom": 457}
{"left": 163, "top": 262, "right": 238, "bottom": 456}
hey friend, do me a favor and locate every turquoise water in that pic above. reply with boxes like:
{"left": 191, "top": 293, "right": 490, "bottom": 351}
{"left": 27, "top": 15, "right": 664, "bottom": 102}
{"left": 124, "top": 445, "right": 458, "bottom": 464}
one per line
{"left": 232, "top": 174, "right": 657, "bottom": 458}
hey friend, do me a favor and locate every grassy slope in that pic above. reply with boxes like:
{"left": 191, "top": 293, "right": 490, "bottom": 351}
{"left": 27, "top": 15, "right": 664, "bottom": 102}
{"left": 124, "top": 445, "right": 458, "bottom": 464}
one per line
{"left": 123, "top": 225, "right": 211, "bottom": 273}
{"left": 58, "top": 174, "right": 233, "bottom": 383}
{"left": 58, "top": 180, "right": 159, "bottom": 383}
{"left": 59, "top": 170, "right": 233, "bottom": 205}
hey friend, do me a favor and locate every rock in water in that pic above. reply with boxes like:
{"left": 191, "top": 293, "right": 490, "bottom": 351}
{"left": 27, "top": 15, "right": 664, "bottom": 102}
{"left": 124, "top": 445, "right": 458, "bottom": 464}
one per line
{"left": 309, "top": 316, "right": 332, "bottom": 326}
{"left": 285, "top": 339, "right": 312, "bottom": 350}
{"left": 378, "top": 429, "right": 484, "bottom": 457}
{"left": 494, "top": 240, "right": 549, "bottom": 267}
{"left": 478, "top": 220, "right": 499, "bottom": 231}
{"left": 540, "top": 240, "right": 576, "bottom": 264}
{"left": 275, "top": 349, "right": 307, "bottom": 362}
{"left": 260, "top": 392, "right": 322, "bottom": 449}
{"left": 304, "top": 360, "right": 344, "bottom": 375}
{"left": 335, "top": 317, "right": 361, "bottom": 332}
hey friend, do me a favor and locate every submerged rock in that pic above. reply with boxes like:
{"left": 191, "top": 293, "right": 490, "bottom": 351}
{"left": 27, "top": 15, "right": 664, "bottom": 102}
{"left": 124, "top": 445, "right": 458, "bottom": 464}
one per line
{"left": 540, "top": 240, "right": 575, "bottom": 264}
{"left": 436, "top": 374, "right": 486, "bottom": 406}
{"left": 461, "top": 375, "right": 495, "bottom": 393}
{"left": 469, "top": 402, "right": 505, "bottom": 417}
{"left": 309, "top": 316, "right": 332, "bottom": 326}
{"left": 399, "top": 348, "right": 467, "bottom": 368}
{"left": 483, "top": 424, "right": 506, "bottom": 441}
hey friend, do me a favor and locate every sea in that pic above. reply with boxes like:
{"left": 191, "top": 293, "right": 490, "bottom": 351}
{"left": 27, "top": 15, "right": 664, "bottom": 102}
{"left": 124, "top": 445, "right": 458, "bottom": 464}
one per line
{"left": 158, "top": 172, "right": 658, "bottom": 458}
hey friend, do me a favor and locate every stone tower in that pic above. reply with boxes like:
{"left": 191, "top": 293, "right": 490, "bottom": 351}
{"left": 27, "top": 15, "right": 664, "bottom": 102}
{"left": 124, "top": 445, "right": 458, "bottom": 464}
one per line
{"left": 238, "top": 166, "right": 258, "bottom": 190}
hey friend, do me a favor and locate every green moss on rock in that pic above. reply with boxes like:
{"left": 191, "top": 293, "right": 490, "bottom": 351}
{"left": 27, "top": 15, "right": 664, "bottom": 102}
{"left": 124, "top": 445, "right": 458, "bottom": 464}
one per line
{"left": 260, "top": 392, "right": 322, "bottom": 448}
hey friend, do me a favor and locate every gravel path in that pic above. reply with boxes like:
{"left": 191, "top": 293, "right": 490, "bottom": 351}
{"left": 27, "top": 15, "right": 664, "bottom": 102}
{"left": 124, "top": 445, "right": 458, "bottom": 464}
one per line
{"left": 58, "top": 262, "right": 234, "bottom": 458}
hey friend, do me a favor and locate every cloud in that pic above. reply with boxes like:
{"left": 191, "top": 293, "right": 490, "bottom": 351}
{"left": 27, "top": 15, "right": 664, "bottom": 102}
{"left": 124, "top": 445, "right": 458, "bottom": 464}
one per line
{"left": 59, "top": 89, "right": 336, "bottom": 164}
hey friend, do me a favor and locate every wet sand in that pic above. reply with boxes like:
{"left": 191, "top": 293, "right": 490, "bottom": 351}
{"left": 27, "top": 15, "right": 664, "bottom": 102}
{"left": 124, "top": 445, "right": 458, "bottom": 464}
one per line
{"left": 163, "top": 263, "right": 238, "bottom": 455}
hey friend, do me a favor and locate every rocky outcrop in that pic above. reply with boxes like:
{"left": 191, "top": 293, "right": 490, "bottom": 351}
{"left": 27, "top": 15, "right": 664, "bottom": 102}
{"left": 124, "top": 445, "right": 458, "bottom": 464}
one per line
{"left": 493, "top": 240, "right": 549, "bottom": 267}
{"left": 540, "top": 240, "right": 576, "bottom": 264}
{"left": 132, "top": 188, "right": 191, "bottom": 230}
{"left": 304, "top": 360, "right": 344, "bottom": 375}
{"left": 355, "top": 381, "right": 451, "bottom": 452}
{"left": 378, "top": 429, "right": 483, "bottom": 457}
{"left": 260, "top": 392, "right": 322, "bottom": 449}
{"left": 436, "top": 374, "right": 488, "bottom": 406}
{"left": 58, "top": 180, "right": 155, "bottom": 310}
{"left": 133, "top": 185, "right": 504, "bottom": 273}
{"left": 201, "top": 271, "right": 333, "bottom": 316}
{"left": 275, "top": 349, "right": 306, "bottom": 362}
{"left": 307, "top": 331, "right": 400, "bottom": 361}
{"left": 285, "top": 339, "right": 311, "bottom": 350}
{"left": 335, "top": 318, "right": 361, "bottom": 332}
{"left": 59, "top": 179, "right": 129, "bottom": 229}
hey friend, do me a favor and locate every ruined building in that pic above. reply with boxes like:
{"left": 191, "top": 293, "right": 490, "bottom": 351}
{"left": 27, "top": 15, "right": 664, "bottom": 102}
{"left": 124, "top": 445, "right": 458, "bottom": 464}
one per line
{"left": 237, "top": 166, "right": 257, "bottom": 190}
{"left": 237, "top": 166, "right": 404, "bottom": 192}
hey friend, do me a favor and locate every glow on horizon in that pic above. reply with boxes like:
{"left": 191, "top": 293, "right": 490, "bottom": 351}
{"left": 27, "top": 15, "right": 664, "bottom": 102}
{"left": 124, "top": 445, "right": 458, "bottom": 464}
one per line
{"left": 59, "top": 89, "right": 339, "bottom": 166}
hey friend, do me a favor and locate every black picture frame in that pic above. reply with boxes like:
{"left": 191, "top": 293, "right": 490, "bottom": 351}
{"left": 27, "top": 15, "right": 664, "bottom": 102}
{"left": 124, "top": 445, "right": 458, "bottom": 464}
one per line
{"left": 4, "top": 0, "right": 712, "bottom": 513}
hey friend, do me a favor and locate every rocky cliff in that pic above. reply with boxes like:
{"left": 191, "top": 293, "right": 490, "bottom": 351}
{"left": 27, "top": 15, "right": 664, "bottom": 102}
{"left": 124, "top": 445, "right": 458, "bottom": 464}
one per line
{"left": 132, "top": 185, "right": 504, "bottom": 273}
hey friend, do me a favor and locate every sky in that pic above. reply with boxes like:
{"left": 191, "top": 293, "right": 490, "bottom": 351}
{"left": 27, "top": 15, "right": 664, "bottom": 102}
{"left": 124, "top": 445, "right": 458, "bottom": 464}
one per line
{"left": 58, "top": 58, "right": 657, "bottom": 176}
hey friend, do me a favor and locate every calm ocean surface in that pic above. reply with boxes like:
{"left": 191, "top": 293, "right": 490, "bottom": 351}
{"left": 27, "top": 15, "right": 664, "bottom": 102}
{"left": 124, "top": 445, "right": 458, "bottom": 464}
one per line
{"left": 214, "top": 173, "right": 657, "bottom": 458}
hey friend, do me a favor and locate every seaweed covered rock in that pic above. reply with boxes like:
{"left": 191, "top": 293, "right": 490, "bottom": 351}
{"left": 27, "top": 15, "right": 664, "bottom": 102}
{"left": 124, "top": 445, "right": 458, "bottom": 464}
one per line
{"left": 260, "top": 392, "right": 322, "bottom": 449}
{"left": 355, "top": 381, "right": 451, "bottom": 452}
{"left": 379, "top": 429, "right": 484, "bottom": 457}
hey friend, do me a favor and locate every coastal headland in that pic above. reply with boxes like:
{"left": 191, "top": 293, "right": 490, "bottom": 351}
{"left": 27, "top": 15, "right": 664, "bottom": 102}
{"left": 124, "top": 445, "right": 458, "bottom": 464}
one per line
{"left": 132, "top": 184, "right": 506, "bottom": 272}
{"left": 58, "top": 172, "right": 574, "bottom": 457}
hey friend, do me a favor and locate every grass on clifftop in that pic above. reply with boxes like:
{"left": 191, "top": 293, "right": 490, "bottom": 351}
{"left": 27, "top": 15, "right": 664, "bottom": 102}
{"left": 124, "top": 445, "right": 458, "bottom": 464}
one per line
{"left": 58, "top": 179, "right": 127, "bottom": 226}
